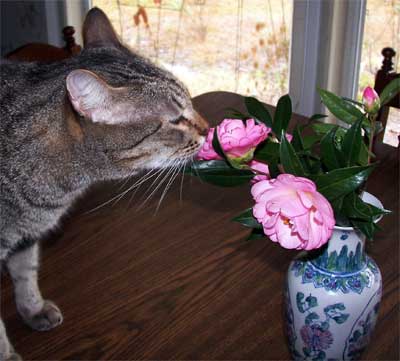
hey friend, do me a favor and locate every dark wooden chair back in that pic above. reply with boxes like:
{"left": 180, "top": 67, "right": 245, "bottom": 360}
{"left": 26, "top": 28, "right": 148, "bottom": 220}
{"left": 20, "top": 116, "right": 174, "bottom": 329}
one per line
{"left": 374, "top": 47, "right": 400, "bottom": 123}
{"left": 5, "top": 26, "right": 81, "bottom": 62}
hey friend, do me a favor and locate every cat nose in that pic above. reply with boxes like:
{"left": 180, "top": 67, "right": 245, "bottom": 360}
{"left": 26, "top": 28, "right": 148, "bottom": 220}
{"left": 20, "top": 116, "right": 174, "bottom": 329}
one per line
{"left": 193, "top": 111, "right": 209, "bottom": 136}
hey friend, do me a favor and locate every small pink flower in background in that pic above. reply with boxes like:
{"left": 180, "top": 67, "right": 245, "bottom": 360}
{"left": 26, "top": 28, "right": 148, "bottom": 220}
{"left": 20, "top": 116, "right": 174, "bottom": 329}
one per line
{"left": 362, "top": 86, "right": 380, "bottom": 114}
{"left": 251, "top": 174, "right": 335, "bottom": 250}
{"left": 285, "top": 133, "right": 293, "bottom": 142}
{"left": 249, "top": 160, "right": 270, "bottom": 184}
{"left": 197, "top": 118, "right": 270, "bottom": 161}
{"left": 196, "top": 127, "right": 222, "bottom": 161}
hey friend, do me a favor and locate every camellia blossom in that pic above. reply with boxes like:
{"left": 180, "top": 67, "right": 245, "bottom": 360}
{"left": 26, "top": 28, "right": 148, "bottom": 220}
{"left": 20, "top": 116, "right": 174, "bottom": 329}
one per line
{"left": 197, "top": 118, "right": 270, "bottom": 161}
{"left": 249, "top": 160, "right": 270, "bottom": 184}
{"left": 251, "top": 174, "right": 335, "bottom": 250}
{"left": 196, "top": 127, "right": 222, "bottom": 161}
{"left": 362, "top": 86, "right": 380, "bottom": 114}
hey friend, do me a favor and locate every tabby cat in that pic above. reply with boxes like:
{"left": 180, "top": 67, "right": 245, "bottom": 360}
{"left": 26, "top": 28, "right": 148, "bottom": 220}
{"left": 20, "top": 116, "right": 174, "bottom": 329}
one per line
{"left": 0, "top": 8, "right": 208, "bottom": 360}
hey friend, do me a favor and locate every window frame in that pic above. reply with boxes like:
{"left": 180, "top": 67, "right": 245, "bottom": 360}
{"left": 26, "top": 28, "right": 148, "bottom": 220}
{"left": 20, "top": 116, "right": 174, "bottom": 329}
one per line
{"left": 289, "top": 0, "right": 366, "bottom": 117}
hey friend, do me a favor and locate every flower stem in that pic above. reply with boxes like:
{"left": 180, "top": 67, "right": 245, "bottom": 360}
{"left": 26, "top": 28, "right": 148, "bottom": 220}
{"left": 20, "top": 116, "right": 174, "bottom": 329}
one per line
{"left": 367, "top": 114, "right": 377, "bottom": 165}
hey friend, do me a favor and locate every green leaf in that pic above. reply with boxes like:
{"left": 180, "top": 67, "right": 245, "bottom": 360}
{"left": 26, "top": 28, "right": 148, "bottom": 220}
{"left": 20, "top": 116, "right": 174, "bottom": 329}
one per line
{"left": 358, "top": 142, "right": 369, "bottom": 166}
{"left": 273, "top": 94, "right": 292, "bottom": 139}
{"left": 341, "top": 118, "right": 363, "bottom": 167}
{"left": 232, "top": 208, "right": 262, "bottom": 229}
{"left": 311, "top": 165, "right": 375, "bottom": 201}
{"left": 254, "top": 141, "right": 280, "bottom": 163}
{"left": 350, "top": 219, "right": 379, "bottom": 239}
{"left": 280, "top": 132, "right": 307, "bottom": 176}
{"left": 318, "top": 88, "right": 365, "bottom": 125}
{"left": 247, "top": 228, "right": 266, "bottom": 241}
{"left": 380, "top": 78, "right": 400, "bottom": 106}
{"left": 292, "top": 126, "right": 314, "bottom": 172}
{"left": 308, "top": 158, "right": 323, "bottom": 175}
{"left": 309, "top": 114, "right": 328, "bottom": 122}
{"left": 341, "top": 97, "right": 363, "bottom": 107}
{"left": 303, "top": 134, "right": 321, "bottom": 150}
{"left": 268, "top": 160, "right": 281, "bottom": 178}
{"left": 212, "top": 128, "right": 228, "bottom": 162}
{"left": 343, "top": 192, "right": 391, "bottom": 221}
{"left": 330, "top": 196, "right": 350, "bottom": 226}
{"left": 244, "top": 97, "right": 273, "bottom": 127}
{"left": 331, "top": 196, "right": 344, "bottom": 214}
{"left": 320, "top": 127, "right": 343, "bottom": 170}
{"left": 187, "top": 160, "right": 254, "bottom": 187}
{"left": 312, "top": 122, "right": 346, "bottom": 139}
{"left": 292, "top": 125, "right": 304, "bottom": 151}
{"left": 224, "top": 107, "right": 248, "bottom": 120}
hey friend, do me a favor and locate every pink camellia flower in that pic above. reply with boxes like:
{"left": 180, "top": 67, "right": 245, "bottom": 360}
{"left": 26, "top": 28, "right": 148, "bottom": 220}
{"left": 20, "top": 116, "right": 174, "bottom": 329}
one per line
{"left": 196, "top": 127, "right": 222, "bottom": 161}
{"left": 362, "top": 86, "right": 380, "bottom": 114}
{"left": 197, "top": 119, "right": 270, "bottom": 162}
{"left": 249, "top": 160, "right": 270, "bottom": 184}
{"left": 251, "top": 174, "right": 335, "bottom": 250}
{"left": 217, "top": 118, "right": 270, "bottom": 160}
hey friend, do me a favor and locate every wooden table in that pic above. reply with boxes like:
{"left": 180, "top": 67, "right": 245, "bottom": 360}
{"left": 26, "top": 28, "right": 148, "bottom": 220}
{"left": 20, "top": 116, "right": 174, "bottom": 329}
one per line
{"left": 2, "top": 91, "right": 399, "bottom": 360}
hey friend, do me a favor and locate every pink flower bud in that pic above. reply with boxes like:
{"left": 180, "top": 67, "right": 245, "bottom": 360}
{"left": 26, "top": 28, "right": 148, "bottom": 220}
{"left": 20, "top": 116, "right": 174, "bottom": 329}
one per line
{"left": 362, "top": 86, "right": 380, "bottom": 114}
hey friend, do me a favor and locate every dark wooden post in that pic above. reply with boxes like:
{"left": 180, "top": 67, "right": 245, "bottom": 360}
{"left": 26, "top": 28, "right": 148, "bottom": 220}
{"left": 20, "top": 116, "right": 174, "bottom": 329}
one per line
{"left": 63, "top": 26, "right": 82, "bottom": 55}
{"left": 374, "top": 48, "right": 395, "bottom": 90}
{"left": 373, "top": 47, "right": 400, "bottom": 146}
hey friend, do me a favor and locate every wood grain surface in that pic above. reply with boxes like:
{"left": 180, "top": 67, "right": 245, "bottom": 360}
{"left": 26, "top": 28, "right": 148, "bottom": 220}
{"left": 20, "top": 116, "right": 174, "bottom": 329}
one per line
{"left": 2, "top": 91, "right": 399, "bottom": 360}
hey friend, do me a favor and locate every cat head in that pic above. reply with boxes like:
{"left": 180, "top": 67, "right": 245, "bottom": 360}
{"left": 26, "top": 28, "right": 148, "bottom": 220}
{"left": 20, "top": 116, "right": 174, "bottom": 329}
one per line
{"left": 66, "top": 8, "right": 208, "bottom": 177}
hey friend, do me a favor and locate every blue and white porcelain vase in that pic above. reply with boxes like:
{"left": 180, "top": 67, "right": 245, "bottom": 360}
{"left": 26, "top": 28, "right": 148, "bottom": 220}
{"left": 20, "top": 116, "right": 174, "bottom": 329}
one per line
{"left": 285, "top": 192, "right": 383, "bottom": 361}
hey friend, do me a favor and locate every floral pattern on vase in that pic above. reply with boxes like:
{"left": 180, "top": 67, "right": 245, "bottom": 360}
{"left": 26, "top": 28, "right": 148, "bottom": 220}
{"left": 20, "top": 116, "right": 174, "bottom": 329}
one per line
{"left": 294, "top": 292, "right": 349, "bottom": 361}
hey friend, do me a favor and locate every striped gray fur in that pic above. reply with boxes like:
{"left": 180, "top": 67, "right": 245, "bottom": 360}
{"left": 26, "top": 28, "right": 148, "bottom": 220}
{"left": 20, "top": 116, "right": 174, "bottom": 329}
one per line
{"left": 0, "top": 8, "right": 208, "bottom": 360}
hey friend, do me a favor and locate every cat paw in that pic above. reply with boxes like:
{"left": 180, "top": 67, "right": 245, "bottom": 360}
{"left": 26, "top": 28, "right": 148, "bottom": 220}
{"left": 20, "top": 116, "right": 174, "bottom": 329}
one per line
{"left": 23, "top": 300, "right": 63, "bottom": 331}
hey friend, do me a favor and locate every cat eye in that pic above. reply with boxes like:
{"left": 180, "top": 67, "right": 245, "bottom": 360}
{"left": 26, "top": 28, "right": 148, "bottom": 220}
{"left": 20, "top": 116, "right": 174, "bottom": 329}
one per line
{"left": 170, "top": 116, "right": 186, "bottom": 125}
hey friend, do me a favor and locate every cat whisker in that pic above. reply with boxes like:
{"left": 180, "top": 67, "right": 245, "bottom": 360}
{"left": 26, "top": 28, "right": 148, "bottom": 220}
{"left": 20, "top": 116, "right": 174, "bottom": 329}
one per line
{"left": 154, "top": 159, "right": 183, "bottom": 214}
{"left": 137, "top": 158, "right": 180, "bottom": 211}
{"left": 190, "top": 156, "right": 203, "bottom": 183}
{"left": 126, "top": 166, "right": 167, "bottom": 209}
{"left": 179, "top": 160, "right": 186, "bottom": 204}
{"left": 140, "top": 158, "right": 177, "bottom": 199}
{"left": 112, "top": 166, "right": 163, "bottom": 207}
{"left": 84, "top": 162, "right": 168, "bottom": 215}
{"left": 126, "top": 157, "right": 176, "bottom": 209}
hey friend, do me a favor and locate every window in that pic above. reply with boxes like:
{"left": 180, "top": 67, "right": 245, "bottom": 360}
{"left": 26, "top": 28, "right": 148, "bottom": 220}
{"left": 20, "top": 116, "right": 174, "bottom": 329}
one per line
{"left": 91, "top": 0, "right": 293, "bottom": 105}
{"left": 358, "top": 0, "right": 399, "bottom": 99}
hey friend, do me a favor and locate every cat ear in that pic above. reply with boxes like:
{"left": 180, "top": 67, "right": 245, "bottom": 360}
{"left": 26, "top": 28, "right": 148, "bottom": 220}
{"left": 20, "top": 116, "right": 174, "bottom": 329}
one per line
{"left": 83, "top": 7, "right": 121, "bottom": 48}
{"left": 66, "top": 69, "right": 112, "bottom": 123}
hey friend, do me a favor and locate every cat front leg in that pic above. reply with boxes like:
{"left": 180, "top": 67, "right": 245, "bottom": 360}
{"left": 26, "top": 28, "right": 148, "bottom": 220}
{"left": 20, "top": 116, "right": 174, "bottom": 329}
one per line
{"left": 1, "top": 268, "right": 22, "bottom": 361}
{"left": 6, "top": 243, "right": 63, "bottom": 332}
